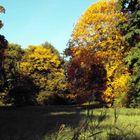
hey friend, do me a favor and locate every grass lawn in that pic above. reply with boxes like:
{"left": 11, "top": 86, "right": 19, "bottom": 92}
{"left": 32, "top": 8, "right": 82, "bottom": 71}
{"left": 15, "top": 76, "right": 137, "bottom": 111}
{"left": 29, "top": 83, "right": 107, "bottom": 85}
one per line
{"left": 0, "top": 105, "right": 140, "bottom": 140}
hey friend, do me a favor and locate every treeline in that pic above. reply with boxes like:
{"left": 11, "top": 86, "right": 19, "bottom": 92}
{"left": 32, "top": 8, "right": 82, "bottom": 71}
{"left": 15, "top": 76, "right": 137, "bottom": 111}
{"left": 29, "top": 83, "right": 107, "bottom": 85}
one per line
{"left": 0, "top": 41, "right": 68, "bottom": 106}
{"left": 0, "top": 0, "right": 140, "bottom": 107}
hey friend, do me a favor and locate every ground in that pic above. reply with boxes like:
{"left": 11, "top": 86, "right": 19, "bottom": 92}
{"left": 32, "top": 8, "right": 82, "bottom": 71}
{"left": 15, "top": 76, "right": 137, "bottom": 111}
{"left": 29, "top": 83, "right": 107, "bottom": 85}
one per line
{"left": 0, "top": 105, "right": 140, "bottom": 140}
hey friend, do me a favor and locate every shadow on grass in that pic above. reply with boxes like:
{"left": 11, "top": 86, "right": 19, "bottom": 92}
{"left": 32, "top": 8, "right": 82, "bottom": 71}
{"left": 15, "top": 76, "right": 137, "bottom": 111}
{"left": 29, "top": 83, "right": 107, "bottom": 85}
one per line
{"left": 0, "top": 105, "right": 106, "bottom": 140}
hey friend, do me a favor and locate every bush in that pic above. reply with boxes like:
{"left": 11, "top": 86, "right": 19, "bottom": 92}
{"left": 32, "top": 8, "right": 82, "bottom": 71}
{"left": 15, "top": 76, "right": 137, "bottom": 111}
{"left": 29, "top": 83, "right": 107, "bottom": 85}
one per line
{"left": 37, "top": 92, "right": 68, "bottom": 105}
{"left": 6, "top": 76, "right": 38, "bottom": 106}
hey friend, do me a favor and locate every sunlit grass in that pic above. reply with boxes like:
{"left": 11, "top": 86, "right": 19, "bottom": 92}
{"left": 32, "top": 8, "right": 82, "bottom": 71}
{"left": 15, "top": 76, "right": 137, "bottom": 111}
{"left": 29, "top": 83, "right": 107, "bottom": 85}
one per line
{"left": 44, "top": 108, "right": 140, "bottom": 140}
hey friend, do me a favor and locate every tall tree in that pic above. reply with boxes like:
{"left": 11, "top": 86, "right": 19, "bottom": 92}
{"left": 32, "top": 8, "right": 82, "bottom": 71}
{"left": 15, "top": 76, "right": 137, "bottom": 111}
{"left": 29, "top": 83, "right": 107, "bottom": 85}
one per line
{"left": 118, "top": 0, "right": 140, "bottom": 107}
{"left": 0, "top": 35, "right": 8, "bottom": 91}
{"left": 0, "top": 6, "right": 8, "bottom": 91}
{"left": 118, "top": 0, "right": 140, "bottom": 47}
{"left": 66, "top": 0, "right": 130, "bottom": 106}
{"left": 3, "top": 44, "right": 24, "bottom": 89}
{"left": 1, "top": 44, "right": 38, "bottom": 106}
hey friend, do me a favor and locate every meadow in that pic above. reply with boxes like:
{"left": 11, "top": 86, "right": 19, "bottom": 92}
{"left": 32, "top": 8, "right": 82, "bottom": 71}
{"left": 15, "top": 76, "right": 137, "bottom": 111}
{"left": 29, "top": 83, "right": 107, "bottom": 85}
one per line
{"left": 0, "top": 105, "right": 140, "bottom": 140}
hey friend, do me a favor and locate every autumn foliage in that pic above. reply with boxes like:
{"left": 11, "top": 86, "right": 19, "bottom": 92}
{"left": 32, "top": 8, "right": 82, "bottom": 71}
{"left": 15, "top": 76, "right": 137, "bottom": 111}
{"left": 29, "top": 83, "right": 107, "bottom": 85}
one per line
{"left": 65, "top": 47, "right": 106, "bottom": 104}
{"left": 19, "top": 45, "right": 67, "bottom": 104}
{"left": 66, "top": 0, "right": 130, "bottom": 106}
{"left": 1, "top": 1, "right": 140, "bottom": 107}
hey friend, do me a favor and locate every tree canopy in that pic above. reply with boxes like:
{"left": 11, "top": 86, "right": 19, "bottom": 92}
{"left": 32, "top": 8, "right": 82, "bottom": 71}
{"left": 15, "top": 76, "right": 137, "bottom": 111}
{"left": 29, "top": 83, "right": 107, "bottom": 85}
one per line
{"left": 66, "top": 0, "right": 130, "bottom": 106}
{"left": 118, "top": 0, "right": 140, "bottom": 107}
{"left": 19, "top": 45, "right": 67, "bottom": 104}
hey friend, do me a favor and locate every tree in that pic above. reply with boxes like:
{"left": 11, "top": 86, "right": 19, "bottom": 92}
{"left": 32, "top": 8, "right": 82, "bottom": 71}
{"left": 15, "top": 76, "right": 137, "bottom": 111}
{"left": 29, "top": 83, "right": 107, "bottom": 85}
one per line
{"left": 0, "top": 5, "right": 7, "bottom": 89}
{"left": 66, "top": 0, "right": 130, "bottom": 106}
{"left": 118, "top": 0, "right": 140, "bottom": 47}
{"left": 0, "top": 44, "right": 39, "bottom": 106}
{"left": 0, "top": 5, "right": 5, "bottom": 29}
{"left": 3, "top": 44, "right": 24, "bottom": 90}
{"left": 0, "top": 35, "right": 8, "bottom": 91}
{"left": 66, "top": 47, "right": 107, "bottom": 104}
{"left": 0, "top": 6, "right": 8, "bottom": 106}
{"left": 118, "top": 0, "right": 140, "bottom": 107}
{"left": 19, "top": 45, "right": 67, "bottom": 104}
{"left": 6, "top": 75, "right": 38, "bottom": 106}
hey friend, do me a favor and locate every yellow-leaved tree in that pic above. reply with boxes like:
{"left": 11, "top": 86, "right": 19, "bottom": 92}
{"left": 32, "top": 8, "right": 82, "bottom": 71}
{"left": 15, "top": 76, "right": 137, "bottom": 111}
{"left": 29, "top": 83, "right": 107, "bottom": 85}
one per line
{"left": 66, "top": 0, "right": 130, "bottom": 106}
{"left": 19, "top": 45, "right": 67, "bottom": 104}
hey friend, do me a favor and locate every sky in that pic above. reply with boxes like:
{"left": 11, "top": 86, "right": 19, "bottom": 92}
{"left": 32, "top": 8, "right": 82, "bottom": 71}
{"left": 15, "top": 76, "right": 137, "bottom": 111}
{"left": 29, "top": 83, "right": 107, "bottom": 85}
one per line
{"left": 0, "top": 0, "right": 97, "bottom": 53}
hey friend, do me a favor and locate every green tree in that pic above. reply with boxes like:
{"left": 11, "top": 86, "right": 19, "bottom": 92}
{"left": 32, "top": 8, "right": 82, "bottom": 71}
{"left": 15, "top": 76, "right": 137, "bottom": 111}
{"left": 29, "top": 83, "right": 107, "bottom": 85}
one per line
{"left": 0, "top": 35, "right": 8, "bottom": 96}
{"left": 0, "top": 5, "right": 7, "bottom": 87}
{"left": 2, "top": 44, "right": 38, "bottom": 106}
{"left": 0, "top": 6, "right": 8, "bottom": 106}
{"left": 118, "top": 0, "right": 140, "bottom": 47}
{"left": 3, "top": 43, "right": 24, "bottom": 90}
{"left": 0, "top": 35, "right": 8, "bottom": 91}
{"left": 42, "top": 41, "right": 60, "bottom": 58}
{"left": 118, "top": 0, "right": 140, "bottom": 107}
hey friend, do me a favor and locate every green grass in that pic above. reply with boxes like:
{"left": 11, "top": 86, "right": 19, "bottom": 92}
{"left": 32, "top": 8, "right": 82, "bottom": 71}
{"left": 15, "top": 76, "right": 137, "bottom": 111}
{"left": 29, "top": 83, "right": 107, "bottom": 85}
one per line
{"left": 0, "top": 106, "right": 140, "bottom": 140}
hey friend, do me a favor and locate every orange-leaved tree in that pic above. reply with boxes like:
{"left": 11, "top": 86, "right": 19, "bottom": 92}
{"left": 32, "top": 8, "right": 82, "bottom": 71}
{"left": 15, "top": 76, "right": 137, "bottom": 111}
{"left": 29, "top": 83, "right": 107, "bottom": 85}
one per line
{"left": 66, "top": 0, "right": 130, "bottom": 106}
